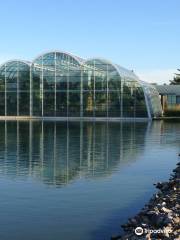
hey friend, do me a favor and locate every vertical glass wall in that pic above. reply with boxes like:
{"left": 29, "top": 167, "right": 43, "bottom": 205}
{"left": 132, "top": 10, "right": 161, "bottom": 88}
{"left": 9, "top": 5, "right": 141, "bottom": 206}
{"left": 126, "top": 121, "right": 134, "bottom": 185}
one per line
{"left": 84, "top": 59, "right": 120, "bottom": 117}
{"left": 0, "top": 65, "right": 5, "bottom": 115}
{"left": 32, "top": 52, "right": 82, "bottom": 117}
{"left": 84, "top": 59, "right": 148, "bottom": 118}
{"left": 122, "top": 79, "right": 148, "bottom": 117}
{"left": 143, "top": 84, "right": 162, "bottom": 117}
{"left": 0, "top": 61, "right": 30, "bottom": 116}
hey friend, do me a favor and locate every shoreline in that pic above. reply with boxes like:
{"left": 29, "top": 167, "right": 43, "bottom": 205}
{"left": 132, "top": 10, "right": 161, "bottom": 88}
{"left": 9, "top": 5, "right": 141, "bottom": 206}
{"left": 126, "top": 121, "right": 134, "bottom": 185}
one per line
{"left": 112, "top": 159, "right": 180, "bottom": 240}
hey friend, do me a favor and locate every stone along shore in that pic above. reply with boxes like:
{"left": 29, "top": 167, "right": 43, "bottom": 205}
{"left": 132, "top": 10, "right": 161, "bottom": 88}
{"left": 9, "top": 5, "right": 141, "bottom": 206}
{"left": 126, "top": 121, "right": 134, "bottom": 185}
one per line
{"left": 112, "top": 159, "right": 180, "bottom": 240}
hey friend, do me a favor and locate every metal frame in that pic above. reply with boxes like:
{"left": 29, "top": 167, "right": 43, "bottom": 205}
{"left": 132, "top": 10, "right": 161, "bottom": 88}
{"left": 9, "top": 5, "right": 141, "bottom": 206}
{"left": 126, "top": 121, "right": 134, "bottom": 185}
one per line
{"left": 32, "top": 50, "right": 84, "bottom": 66}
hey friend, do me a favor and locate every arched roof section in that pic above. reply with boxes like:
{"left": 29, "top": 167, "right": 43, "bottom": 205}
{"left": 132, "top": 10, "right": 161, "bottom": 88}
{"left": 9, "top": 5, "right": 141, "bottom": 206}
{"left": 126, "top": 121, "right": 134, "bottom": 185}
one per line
{"left": 0, "top": 59, "right": 30, "bottom": 70}
{"left": 114, "top": 64, "right": 139, "bottom": 81}
{"left": 85, "top": 58, "right": 140, "bottom": 81}
{"left": 32, "top": 50, "right": 84, "bottom": 66}
{"left": 85, "top": 58, "right": 119, "bottom": 73}
{"left": 0, "top": 60, "right": 30, "bottom": 79}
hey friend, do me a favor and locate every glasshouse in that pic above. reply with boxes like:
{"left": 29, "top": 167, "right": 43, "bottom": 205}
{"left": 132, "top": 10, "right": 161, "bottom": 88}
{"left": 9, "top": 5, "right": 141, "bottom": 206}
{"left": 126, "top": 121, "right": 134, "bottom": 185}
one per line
{"left": 0, "top": 51, "right": 162, "bottom": 119}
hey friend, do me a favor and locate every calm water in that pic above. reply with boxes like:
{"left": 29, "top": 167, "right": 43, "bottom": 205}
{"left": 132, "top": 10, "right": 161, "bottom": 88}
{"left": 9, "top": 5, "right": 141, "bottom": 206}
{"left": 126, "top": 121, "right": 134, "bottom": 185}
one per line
{"left": 0, "top": 120, "right": 180, "bottom": 240}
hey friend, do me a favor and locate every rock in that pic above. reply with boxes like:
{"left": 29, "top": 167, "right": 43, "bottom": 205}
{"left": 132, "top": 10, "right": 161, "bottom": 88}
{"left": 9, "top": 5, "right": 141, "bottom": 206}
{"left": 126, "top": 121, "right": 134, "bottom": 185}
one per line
{"left": 173, "top": 217, "right": 180, "bottom": 224}
{"left": 162, "top": 231, "right": 170, "bottom": 238}
{"left": 155, "top": 182, "right": 163, "bottom": 189}
{"left": 145, "top": 210, "right": 156, "bottom": 216}
{"left": 163, "top": 216, "right": 173, "bottom": 225}
{"left": 154, "top": 215, "right": 166, "bottom": 227}
{"left": 145, "top": 233, "right": 151, "bottom": 240}
{"left": 175, "top": 204, "right": 180, "bottom": 209}
{"left": 161, "top": 207, "right": 172, "bottom": 213}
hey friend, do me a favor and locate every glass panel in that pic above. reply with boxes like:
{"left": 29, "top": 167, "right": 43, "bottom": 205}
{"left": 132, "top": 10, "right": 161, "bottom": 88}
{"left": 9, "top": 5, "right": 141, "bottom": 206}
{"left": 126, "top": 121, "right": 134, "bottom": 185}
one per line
{"left": 19, "top": 92, "right": 30, "bottom": 115}
{"left": 108, "top": 91, "right": 121, "bottom": 117}
{"left": 56, "top": 75, "right": 67, "bottom": 91}
{"left": 83, "top": 91, "right": 94, "bottom": 117}
{"left": 176, "top": 96, "right": 180, "bottom": 104}
{"left": 19, "top": 64, "right": 30, "bottom": 91}
{"left": 0, "top": 74, "right": 5, "bottom": 91}
{"left": 135, "top": 88, "right": 148, "bottom": 117}
{"left": 0, "top": 92, "right": 5, "bottom": 115}
{"left": 7, "top": 92, "right": 17, "bottom": 115}
{"left": 143, "top": 84, "right": 162, "bottom": 117}
{"left": 6, "top": 73, "right": 17, "bottom": 91}
{"left": 95, "top": 74, "right": 106, "bottom": 90}
{"left": 68, "top": 92, "right": 80, "bottom": 117}
{"left": 95, "top": 92, "right": 107, "bottom": 117}
{"left": 69, "top": 70, "right": 81, "bottom": 90}
{"left": 56, "top": 92, "right": 67, "bottom": 116}
{"left": 43, "top": 91, "right": 55, "bottom": 116}
{"left": 83, "top": 70, "right": 93, "bottom": 91}
{"left": 44, "top": 70, "right": 55, "bottom": 91}
{"left": 33, "top": 68, "right": 41, "bottom": 91}
{"left": 108, "top": 75, "right": 121, "bottom": 90}
{"left": 123, "top": 84, "right": 135, "bottom": 117}
{"left": 33, "top": 91, "right": 42, "bottom": 116}
{"left": 172, "top": 95, "right": 176, "bottom": 104}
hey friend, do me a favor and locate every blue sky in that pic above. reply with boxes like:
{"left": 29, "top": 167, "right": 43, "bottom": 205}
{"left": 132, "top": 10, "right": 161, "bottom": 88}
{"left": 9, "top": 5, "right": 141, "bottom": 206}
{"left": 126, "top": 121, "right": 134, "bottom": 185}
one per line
{"left": 0, "top": 0, "right": 180, "bottom": 83}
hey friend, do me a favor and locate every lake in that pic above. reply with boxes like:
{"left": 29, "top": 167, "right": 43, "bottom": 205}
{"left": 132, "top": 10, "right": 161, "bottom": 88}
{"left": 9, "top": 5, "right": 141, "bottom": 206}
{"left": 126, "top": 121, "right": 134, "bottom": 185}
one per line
{"left": 0, "top": 120, "right": 179, "bottom": 240}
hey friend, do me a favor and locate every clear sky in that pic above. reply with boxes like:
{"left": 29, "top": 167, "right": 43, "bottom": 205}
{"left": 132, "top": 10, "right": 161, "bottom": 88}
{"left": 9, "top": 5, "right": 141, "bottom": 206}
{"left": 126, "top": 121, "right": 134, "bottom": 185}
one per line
{"left": 0, "top": 0, "right": 179, "bottom": 84}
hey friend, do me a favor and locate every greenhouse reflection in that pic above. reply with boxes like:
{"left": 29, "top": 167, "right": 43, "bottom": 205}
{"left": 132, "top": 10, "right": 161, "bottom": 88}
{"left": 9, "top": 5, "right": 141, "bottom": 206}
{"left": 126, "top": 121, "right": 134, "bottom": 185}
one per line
{"left": 0, "top": 121, "right": 150, "bottom": 186}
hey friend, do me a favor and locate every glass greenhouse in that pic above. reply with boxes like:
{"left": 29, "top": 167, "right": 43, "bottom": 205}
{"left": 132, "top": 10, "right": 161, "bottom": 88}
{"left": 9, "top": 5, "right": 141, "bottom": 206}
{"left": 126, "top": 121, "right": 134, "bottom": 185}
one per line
{"left": 0, "top": 51, "right": 162, "bottom": 119}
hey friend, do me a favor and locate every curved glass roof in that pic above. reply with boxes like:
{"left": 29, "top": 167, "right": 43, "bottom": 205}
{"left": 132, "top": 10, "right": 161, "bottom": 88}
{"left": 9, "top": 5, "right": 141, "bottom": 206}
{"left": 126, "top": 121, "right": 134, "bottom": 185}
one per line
{"left": 0, "top": 52, "right": 143, "bottom": 84}
{"left": 0, "top": 53, "right": 154, "bottom": 93}
{"left": 32, "top": 50, "right": 84, "bottom": 66}
{"left": 85, "top": 58, "right": 117, "bottom": 72}
{"left": 85, "top": 58, "right": 140, "bottom": 82}
{"left": 0, "top": 50, "right": 159, "bottom": 92}
{"left": 0, "top": 60, "right": 30, "bottom": 79}
{"left": 115, "top": 64, "right": 139, "bottom": 80}
{"left": 0, "top": 60, "right": 30, "bottom": 69}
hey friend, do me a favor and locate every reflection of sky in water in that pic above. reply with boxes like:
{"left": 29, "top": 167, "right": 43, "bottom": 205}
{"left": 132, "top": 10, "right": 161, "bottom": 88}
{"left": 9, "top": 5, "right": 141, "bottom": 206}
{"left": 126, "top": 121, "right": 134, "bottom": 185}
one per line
{"left": 0, "top": 121, "right": 180, "bottom": 240}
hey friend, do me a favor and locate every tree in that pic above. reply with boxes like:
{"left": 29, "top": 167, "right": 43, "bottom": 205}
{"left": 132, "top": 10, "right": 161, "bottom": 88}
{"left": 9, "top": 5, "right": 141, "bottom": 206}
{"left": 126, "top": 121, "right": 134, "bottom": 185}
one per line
{"left": 170, "top": 69, "right": 180, "bottom": 85}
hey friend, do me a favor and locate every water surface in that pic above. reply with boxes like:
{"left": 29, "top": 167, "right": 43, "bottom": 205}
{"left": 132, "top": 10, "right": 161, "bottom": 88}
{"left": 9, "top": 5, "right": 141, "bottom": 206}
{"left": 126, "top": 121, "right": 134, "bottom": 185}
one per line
{"left": 0, "top": 121, "right": 179, "bottom": 240}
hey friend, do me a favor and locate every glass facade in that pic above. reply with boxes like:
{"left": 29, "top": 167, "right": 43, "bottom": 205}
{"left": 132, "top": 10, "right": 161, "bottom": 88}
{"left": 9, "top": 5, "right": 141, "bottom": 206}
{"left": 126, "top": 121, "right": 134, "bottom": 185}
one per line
{"left": 143, "top": 83, "right": 162, "bottom": 117}
{"left": 0, "top": 51, "right": 162, "bottom": 119}
{"left": 0, "top": 60, "right": 30, "bottom": 116}
{"left": 167, "top": 95, "right": 176, "bottom": 106}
